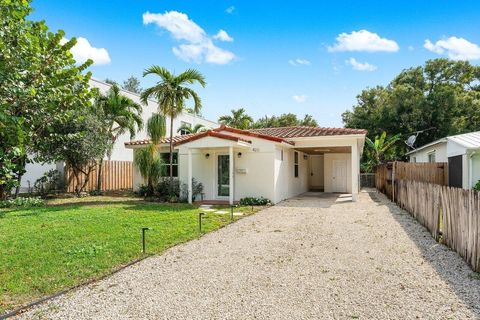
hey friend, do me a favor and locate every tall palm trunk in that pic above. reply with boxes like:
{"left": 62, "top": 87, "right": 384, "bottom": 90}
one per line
{"left": 169, "top": 115, "right": 174, "bottom": 195}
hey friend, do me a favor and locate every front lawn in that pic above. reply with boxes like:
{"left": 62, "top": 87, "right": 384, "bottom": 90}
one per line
{"left": 0, "top": 197, "right": 258, "bottom": 314}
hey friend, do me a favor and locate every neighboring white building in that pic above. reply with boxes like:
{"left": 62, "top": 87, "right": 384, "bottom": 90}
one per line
{"left": 125, "top": 125, "right": 367, "bottom": 204}
{"left": 20, "top": 78, "right": 218, "bottom": 193}
{"left": 406, "top": 131, "right": 480, "bottom": 189}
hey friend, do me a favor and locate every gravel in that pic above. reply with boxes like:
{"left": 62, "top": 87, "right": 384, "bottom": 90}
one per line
{"left": 18, "top": 190, "right": 480, "bottom": 319}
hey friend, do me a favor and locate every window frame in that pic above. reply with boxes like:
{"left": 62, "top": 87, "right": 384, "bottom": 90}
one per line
{"left": 159, "top": 152, "right": 179, "bottom": 177}
{"left": 427, "top": 151, "right": 436, "bottom": 163}
{"left": 294, "top": 151, "right": 299, "bottom": 178}
{"left": 179, "top": 121, "right": 192, "bottom": 135}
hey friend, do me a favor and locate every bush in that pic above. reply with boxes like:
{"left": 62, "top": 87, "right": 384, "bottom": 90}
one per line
{"left": 474, "top": 181, "right": 480, "bottom": 192}
{"left": 155, "top": 179, "right": 180, "bottom": 201}
{"left": 0, "top": 197, "right": 45, "bottom": 208}
{"left": 136, "top": 185, "right": 149, "bottom": 197}
{"left": 239, "top": 196, "right": 271, "bottom": 206}
{"left": 34, "top": 169, "right": 65, "bottom": 197}
{"left": 181, "top": 178, "right": 204, "bottom": 202}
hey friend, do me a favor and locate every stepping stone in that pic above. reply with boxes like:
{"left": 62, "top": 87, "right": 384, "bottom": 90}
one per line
{"left": 202, "top": 209, "right": 216, "bottom": 212}
{"left": 233, "top": 212, "right": 243, "bottom": 216}
{"left": 214, "top": 210, "right": 228, "bottom": 214}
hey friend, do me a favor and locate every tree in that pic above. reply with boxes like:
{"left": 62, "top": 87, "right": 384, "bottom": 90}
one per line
{"left": 218, "top": 108, "right": 253, "bottom": 129}
{"left": 34, "top": 109, "right": 110, "bottom": 197}
{"left": 134, "top": 113, "right": 166, "bottom": 196}
{"left": 141, "top": 66, "right": 206, "bottom": 193}
{"left": 343, "top": 59, "right": 480, "bottom": 158}
{"left": 104, "top": 78, "right": 118, "bottom": 86}
{"left": 363, "top": 132, "right": 401, "bottom": 172}
{"left": 122, "top": 76, "right": 143, "bottom": 94}
{"left": 177, "top": 123, "right": 207, "bottom": 134}
{"left": 0, "top": 0, "right": 95, "bottom": 198}
{"left": 252, "top": 113, "right": 319, "bottom": 128}
{"left": 94, "top": 84, "right": 144, "bottom": 191}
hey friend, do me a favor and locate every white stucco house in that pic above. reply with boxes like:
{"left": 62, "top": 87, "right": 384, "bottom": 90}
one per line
{"left": 406, "top": 131, "right": 480, "bottom": 189}
{"left": 20, "top": 78, "right": 218, "bottom": 193}
{"left": 125, "top": 125, "right": 367, "bottom": 204}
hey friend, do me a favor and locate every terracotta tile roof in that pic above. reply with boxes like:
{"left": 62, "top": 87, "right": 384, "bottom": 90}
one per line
{"left": 125, "top": 125, "right": 367, "bottom": 147}
{"left": 249, "top": 126, "right": 367, "bottom": 138}
{"left": 124, "top": 130, "right": 251, "bottom": 147}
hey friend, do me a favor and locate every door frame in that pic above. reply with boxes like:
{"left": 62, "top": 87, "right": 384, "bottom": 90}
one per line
{"left": 332, "top": 159, "right": 347, "bottom": 193}
{"left": 215, "top": 153, "right": 230, "bottom": 199}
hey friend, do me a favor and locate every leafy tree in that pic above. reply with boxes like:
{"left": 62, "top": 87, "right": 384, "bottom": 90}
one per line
{"left": 177, "top": 123, "right": 207, "bottom": 134}
{"left": 94, "top": 84, "right": 144, "bottom": 190}
{"left": 363, "top": 132, "right": 401, "bottom": 172}
{"left": 218, "top": 108, "right": 253, "bottom": 129}
{"left": 122, "top": 76, "right": 142, "bottom": 94}
{"left": 34, "top": 110, "right": 110, "bottom": 197}
{"left": 252, "top": 113, "right": 319, "bottom": 128}
{"left": 134, "top": 113, "right": 166, "bottom": 196}
{"left": 141, "top": 66, "right": 206, "bottom": 193}
{"left": 343, "top": 59, "right": 480, "bottom": 158}
{"left": 0, "top": 0, "right": 95, "bottom": 198}
{"left": 104, "top": 78, "right": 118, "bottom": 86}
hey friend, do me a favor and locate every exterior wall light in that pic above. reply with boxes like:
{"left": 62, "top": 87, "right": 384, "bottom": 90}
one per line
{"left": 237, "top": 152, "right": 242, "bottom": 158}
{"left": 205, "top": 153, "right": 210, "bottom": 159}
{"left": 303, "top": 154, "right": 308, "bottom": 160}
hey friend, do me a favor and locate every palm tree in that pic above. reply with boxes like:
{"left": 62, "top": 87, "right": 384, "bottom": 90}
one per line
{"left": 218, "top": 108, "right": 253, "bottom": 129}
{"left": 365, "top": 131, "right": 401, "bottom": 172}
{"left": 141, "top": 67, "right": 206, "bottom": 192}
{"left": 134, "top": 113, "right": 167, "bottom": 196}
{"left": 95, "top": 84, "right": 143, "bottom": 191}
{"left": 177, "top": 123, "right": 207, "bottom": 135}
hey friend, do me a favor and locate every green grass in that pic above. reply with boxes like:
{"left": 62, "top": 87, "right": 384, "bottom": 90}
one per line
{"left": 0, "top": 197, "right": 259, "bottom": 314}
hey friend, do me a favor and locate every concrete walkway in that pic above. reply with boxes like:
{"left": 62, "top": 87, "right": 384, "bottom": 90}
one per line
{"left": 20, "top": 191, "right": 480, "bottom": 319}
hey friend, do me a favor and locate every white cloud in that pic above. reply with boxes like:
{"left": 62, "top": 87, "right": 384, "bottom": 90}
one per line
{"left": 328, "top": 30, "right": 399, "bottom": 52}
{"left": 143, "top": 11, "right": 235, "bottom": 64}
{"left": 289, "top": 58, "right": 311, "bottom": 66}
{"left": 61, "top": 37, "right": 111, "bottom": 65}
{"left": 292, "top": 95, "right": 307, "bottom": 103}
{"left": 345, "top": 58, "right": 377, "bottom": 71}
{"left": 424, "top": 37, "right": 480, "bottom": 60}
{"left": 213, "top": 29, "right": 234, "bottom": 42}
{"left": 225, "top": 6, "right": 235, "bottom": 14}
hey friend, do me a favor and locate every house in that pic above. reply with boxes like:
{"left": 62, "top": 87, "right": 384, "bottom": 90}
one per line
{"left": 406, "top": 131, "right": 480, "bottom": 189}
{"left": 125, "top": 125, "right": 367, "bottom": 204}
{"left": 19, "top": 78, "right": 218, "bottom": 193}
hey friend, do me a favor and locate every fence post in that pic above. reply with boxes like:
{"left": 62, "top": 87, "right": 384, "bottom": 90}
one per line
{"left": 392, "top": 161, "right": 396, "bottom": 203}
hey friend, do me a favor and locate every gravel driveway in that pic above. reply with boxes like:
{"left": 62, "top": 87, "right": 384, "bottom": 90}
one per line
{"left": 18, "top": 190, "right": 480, "bottom": 319}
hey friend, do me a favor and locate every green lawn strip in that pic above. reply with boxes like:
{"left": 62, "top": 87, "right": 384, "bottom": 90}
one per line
{"left": 0, "top": 199, "right": 255, "bottom": 314}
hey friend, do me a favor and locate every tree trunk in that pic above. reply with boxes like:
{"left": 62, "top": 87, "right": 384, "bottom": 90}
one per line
{"left": 14, "top": 173, "right": 22, "bottom": 198}
{"left": 169, "top": 115, "right": 174, "bottom": 195}
{"left": 96, "top": 158, "right": 104, "bottom": 192}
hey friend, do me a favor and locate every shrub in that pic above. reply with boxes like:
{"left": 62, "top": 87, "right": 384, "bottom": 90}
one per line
{"left": 474, "top": 181, "right": 480, "bottom": 192}
{"left": 34, "top": 169, "right": 65, "bottom": 197}
{"left": 155, "top": 179, "right": 180, "bottom": 200}
{"left": 239, "top": 196, "right": 271, "bottom": 206}
{"left": 0, "top": 197, "right": 45, "bottom": 208}
{"left": 136, "top": 185, "right": 149, "bottom": 197}
{"left": 181, "top": 178, "right": 204, "bottom": 202}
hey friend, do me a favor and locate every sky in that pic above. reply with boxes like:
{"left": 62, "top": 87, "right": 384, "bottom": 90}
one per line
{"left": 30, "top": 0, "right": 480, "bottom": 127}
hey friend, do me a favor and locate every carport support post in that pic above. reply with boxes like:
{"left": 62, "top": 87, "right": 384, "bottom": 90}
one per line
{"left": 351, "top": 142, "right": 359, "bottom": 202}
{"left": 229, "top": 146, "right": 234, "bottom": 205}
{"left": 188, "top": 148, "right": 193, "bottom": 204}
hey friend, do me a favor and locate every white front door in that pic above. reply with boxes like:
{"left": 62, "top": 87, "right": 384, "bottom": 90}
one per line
{"left": 332, "top": 159, "right": 347, "bottom": 192}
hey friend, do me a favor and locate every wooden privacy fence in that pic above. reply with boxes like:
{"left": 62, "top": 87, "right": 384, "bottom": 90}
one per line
{"left": 376, "top": 161, "right": 448, "bottom": 199}
{"left": 66, "top": 160, "right": 133, "bottom": 193}
{"left": 395, "top": 180, "right": 480, "bottom": 272}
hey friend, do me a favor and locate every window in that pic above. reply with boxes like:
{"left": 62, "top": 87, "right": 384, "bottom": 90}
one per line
{"left": 427, "top": 151, "right": 436, "bottom": 163}
{"left": 412, "top": 156, "right": 416, "bottom": 163}
{"left": 160, "top": 152, "right": 178, "bottom": 177}
{"left": 294, "top": 151, "right": 299, "bottom": 177}
{"left": 179, "top": 121, "right": 192, "bottom": 135}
